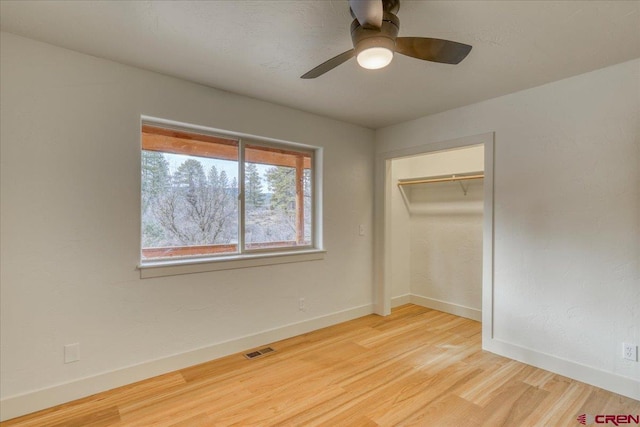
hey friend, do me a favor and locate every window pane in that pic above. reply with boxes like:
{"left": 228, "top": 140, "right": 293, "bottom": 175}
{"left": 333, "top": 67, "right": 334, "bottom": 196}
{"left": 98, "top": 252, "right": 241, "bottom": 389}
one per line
{"left": 141, "top": 126, "right": 239, "bottom": 260}
{"left": 140, "top": 124, "right": 317, "bottom": 263}
{"left": 244, "top": 145, "right": 312, "bottom": 250}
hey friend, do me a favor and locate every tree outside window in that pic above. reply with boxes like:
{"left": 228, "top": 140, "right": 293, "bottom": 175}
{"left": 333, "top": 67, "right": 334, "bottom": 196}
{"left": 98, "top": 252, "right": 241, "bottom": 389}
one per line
{"left": 141, "top": 124, "right": 314, "bottom": 261}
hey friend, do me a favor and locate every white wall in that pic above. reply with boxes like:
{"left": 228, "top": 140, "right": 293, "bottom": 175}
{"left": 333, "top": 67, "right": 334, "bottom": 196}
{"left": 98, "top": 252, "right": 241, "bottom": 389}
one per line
{"left": 391, "top": 147, "right": 484, "bottom": 303}
{"left": 399, "top": 147, "right": 484, "bottom": 319}
{"left": 0, "top": 33, "right": 375, "bottom": 418}
{"left": 389, "top": 157, "right": 412, "bottom": 303}
{"left": 406, "top": 146, "right": 484, "bottom": 178}
{"left": 377, "top": 59, "right": 640, "bottom": 399}
{"left": 409, "top": 181, "right": 483, "bottom": 313}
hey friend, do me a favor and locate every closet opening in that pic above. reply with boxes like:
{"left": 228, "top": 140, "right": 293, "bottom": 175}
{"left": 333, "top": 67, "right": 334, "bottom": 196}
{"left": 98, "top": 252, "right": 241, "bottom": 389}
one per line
{"left": 391, "top": 145, "right": 484, "bottom": 321}
{"left": 375, "top": 132, "right": 494, "bottom": 341}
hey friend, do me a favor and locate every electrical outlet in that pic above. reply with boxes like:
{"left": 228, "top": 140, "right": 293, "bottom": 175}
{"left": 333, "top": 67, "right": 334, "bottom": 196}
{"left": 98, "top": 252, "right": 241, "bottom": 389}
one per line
{"left": 64, "top": 343, "right": 80, "bottom": 364}
{"left": 299, "top": 297, "right": 306, "bottom": 312}
{"left": 623, "top": 343, "right": 638, "bottom": 361}
{"left": 359, "top": 224, "right": 365, "bottom": 236}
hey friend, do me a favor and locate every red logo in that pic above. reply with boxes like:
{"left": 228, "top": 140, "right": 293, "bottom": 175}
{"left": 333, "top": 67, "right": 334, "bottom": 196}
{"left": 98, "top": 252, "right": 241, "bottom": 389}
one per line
{"left": 578, "top": 414, "right": 596, "bottom": 425}
{"left": 577, "top": 414, "right": 640, "bottom": 426}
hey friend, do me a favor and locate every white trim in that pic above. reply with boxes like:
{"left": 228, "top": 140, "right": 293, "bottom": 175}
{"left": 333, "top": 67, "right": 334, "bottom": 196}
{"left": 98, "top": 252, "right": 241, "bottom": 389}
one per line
{"left": 484, "top": 338, "right": 640, "bottom": 401}
{"left": 139, "top": 249, "right": 326, "bottom": 278}
{"left": 391, "top": 294, "right": 412, "bottom": 308}
{"left": 0, "top": 303, "right": 374, "bottom": 422}
{"left": 373, "top": 155, "right": 392, "bottom": 315}
{"left": 482, "top": 135, "right": 495, "bottom": 342}
{"left": 410, "top": 295, "right": 482, "bottom": 322}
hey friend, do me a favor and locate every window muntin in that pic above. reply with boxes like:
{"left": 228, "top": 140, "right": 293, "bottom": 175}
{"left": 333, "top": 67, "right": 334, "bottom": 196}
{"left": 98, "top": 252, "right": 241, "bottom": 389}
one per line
{"left": 141, "top": 123, "right": 315, "bottom": 262}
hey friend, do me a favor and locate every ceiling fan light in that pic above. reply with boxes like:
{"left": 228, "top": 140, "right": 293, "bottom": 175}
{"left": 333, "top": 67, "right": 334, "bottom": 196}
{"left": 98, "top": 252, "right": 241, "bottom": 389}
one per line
{"left": 356, "top": 47, "right": 393, "bottom": 70}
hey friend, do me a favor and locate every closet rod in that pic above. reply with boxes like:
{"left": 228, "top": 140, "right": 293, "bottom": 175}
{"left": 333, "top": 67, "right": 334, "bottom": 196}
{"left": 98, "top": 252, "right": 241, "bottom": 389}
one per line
{"left": 397, "top": 174, "right": 484, "bottom": 186}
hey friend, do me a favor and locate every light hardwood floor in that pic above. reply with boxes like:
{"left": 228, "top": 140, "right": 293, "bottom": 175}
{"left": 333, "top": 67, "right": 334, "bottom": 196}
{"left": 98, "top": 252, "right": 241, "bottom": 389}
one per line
{"left": 2, "top": 304, "right": 639, "bottom": 426}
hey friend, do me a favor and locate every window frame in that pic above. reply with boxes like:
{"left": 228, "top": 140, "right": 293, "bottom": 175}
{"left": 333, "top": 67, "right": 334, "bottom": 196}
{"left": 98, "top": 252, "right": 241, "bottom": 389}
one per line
{"left": 240, "top": 139, "right": 315, "bottom": 254}
{"left": 138, "top": 116, "right": 324, "bottom": 277}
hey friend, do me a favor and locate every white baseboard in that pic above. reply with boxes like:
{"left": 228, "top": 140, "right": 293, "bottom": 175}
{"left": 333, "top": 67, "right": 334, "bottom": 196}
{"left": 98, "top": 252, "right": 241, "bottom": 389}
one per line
{"left": 4, "top": 302, "right": 636, "bottom": 421}
{"left": 406, "top": 295, "right": 638, "bottom": 400}
{"left": 484, "top": 338, "right": 640, "bottom": 401}
{"left": 410, "top": 294, "right": 482, "bottom": 322}
{"left": 391, "top": 294, "right": 412, "bottom": 308}
{"left": 0, "top": 303, "right": 374, "bottom": 422}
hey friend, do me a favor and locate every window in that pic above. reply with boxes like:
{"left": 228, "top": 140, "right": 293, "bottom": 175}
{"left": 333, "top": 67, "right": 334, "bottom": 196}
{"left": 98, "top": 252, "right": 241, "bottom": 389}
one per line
{"left": 140, "top": 120, "right": 318, "bottom": 265}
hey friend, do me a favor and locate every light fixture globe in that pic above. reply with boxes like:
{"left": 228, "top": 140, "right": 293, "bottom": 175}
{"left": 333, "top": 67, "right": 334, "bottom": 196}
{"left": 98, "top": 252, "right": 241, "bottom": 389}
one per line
{"left": 357, "top": 47, "right": 394, "bottom": 69}
{"left": 350, "top": 12, "right": 399, "bottom": 71}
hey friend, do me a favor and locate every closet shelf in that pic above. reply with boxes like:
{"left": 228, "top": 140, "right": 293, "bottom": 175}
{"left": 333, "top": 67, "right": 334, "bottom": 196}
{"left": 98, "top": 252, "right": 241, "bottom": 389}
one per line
{"left": 397, "top": 172, "right": 484, "bottom": 187}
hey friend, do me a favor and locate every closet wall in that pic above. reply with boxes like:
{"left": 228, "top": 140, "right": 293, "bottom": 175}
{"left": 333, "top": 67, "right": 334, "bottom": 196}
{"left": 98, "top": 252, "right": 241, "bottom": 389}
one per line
{"left": 391, "top": 145, "right": 484, "bottom": 320}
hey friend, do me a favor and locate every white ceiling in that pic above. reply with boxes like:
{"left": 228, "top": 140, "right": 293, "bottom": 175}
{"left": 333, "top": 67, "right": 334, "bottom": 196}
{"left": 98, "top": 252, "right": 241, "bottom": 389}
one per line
{"left": 1, "top": 0, "right": 639, "bottom": 129}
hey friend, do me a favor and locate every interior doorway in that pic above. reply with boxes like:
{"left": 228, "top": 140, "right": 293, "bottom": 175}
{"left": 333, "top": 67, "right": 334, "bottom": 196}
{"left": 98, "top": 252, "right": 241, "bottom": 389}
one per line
{"left": 374, "top": 133, "right": 494, "bottom": 339}
{"left": 390, "top": 144, "right": 484, "bottom": 320}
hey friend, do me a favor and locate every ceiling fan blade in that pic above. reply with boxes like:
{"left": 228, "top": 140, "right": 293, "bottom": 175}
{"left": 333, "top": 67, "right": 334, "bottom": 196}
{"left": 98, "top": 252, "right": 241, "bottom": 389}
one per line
{"left": 396, "top": 37, "right": 472, "bottom": 64}
{"left": 349, "top": 0, "right": 383, "bottom": 29}
{"left": 300, "top": 49, "right": 356, "bottom": 79}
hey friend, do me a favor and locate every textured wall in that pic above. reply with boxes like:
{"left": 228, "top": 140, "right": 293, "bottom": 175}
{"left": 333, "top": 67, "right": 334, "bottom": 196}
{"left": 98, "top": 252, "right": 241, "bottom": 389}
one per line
{"left": 390, "top": 147, "right": 484, "bottom": 313}
{"left": 409, "top": 182, "right": 483, "bottom": 310}
{"left": 377, "top": 59, "right": 640, "bottom": 391}
{"left": 0, "top": 33, "right": 374, "bottom": 400}
{"left": 389, "top": 157, "right": 412, "bottom": 299}
{"left": 405, "top": 147, "right": 484, "bottom": 312}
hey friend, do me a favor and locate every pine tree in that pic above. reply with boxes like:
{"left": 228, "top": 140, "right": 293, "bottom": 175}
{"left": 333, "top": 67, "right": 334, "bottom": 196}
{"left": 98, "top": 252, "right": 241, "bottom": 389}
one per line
{"left": 174, "top": 159, "right": 207, "bottom": 203}
{"left": 141, "top": 151, "right": 170, "bottom": 247}
{"left": 266, "top": 166, "right": 296, "bottom": 212}
{"left": 141, "top": 151, "right": 170, "bottom": 214}
{"left": 264, "top": 166, "right": 297, "bottom": 240}
{"left": 245, "top": 163, "right": 265, "bottom": 208}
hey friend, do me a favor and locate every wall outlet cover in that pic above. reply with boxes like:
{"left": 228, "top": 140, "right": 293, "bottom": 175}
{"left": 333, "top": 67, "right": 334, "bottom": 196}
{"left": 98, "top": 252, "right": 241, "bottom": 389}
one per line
{"left": 64, "top": 343, "right": 80, "bottom": 364}
{"left": 622, "top": 343, "right": 638, "bottom": 361}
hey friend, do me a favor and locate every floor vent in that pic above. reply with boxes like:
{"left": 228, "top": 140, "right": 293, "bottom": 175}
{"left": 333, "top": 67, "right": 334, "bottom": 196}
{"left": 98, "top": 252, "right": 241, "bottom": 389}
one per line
{"left": 244, "top": 347, "right": 275, "bottom": 359}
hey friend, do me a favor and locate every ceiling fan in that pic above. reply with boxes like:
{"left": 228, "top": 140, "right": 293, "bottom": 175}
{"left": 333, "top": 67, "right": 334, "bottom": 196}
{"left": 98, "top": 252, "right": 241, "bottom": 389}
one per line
{"left": 301, "top": 0, "right": 472, "bottom": 79}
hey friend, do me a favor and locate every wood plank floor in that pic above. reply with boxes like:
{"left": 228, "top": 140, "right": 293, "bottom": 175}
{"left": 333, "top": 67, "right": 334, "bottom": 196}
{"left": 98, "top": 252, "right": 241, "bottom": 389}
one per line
{"left": 2, "top": 304, "right": 639, "bottom": 426}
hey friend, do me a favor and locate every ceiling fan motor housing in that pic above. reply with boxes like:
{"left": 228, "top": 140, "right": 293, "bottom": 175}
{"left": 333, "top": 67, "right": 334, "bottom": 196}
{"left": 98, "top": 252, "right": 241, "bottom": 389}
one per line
{"left": 350, "top": 12, "right": 399, "bottom": 56}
